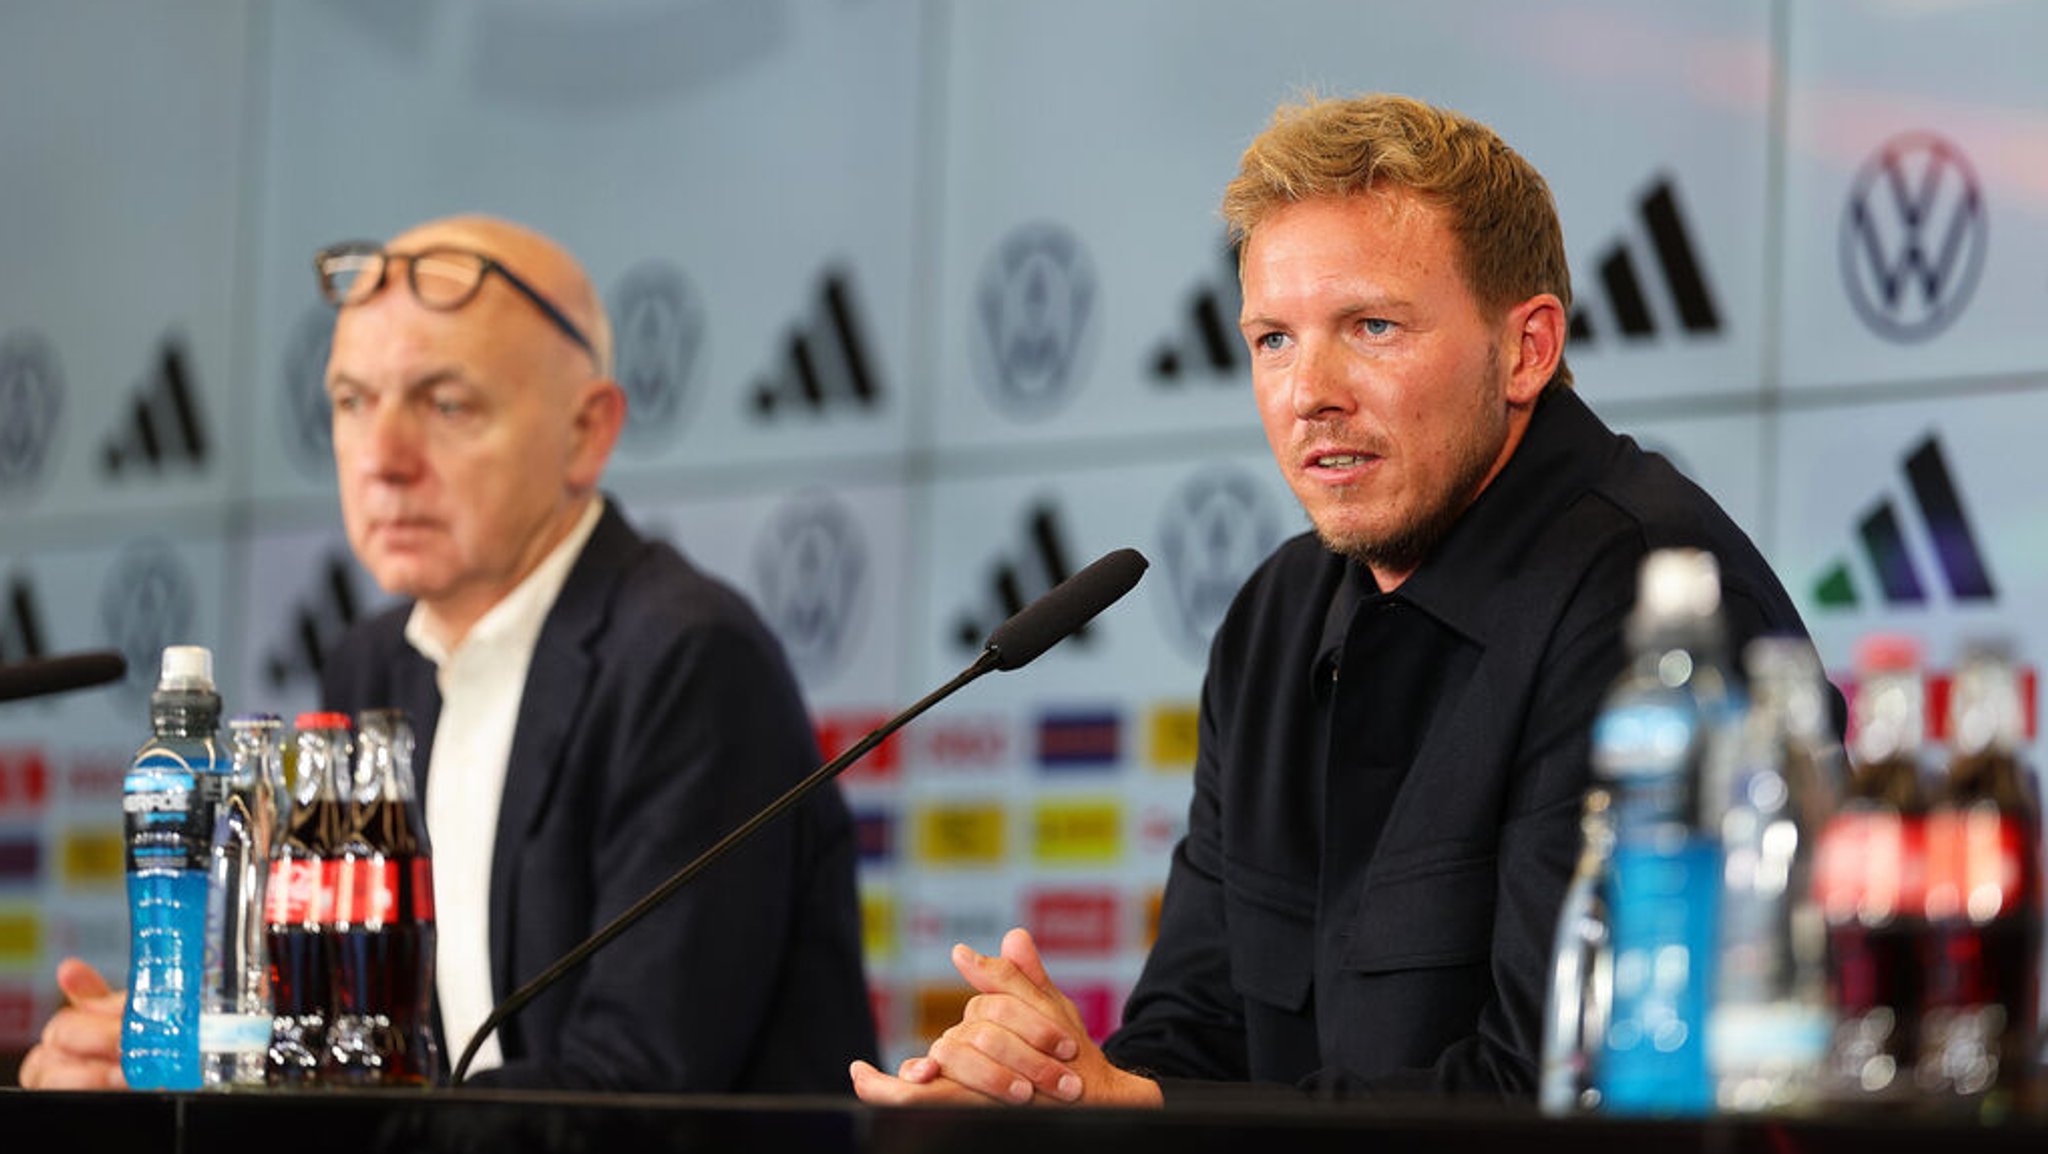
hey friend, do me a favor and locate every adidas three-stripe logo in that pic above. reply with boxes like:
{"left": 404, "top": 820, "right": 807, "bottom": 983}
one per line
{"left": 0, "top": 576, "right": 48, "bottom": 666}
{"left": 1149, "top": 243, "right": 1242, "bottom": 382}
{"left": 265, "top": 551, "right": 364, "bottom": 691}
{"left": 1569, "top": 177, "right": 1722, "bottom": 344}
{"left": 103, "top": 337, "right": 209, "bottom": 476}
{"left": 1814, "top": 434, "right": 1994, "bottom": 609}
{"left": 954, "top": 502, "right": 1087, "bottom": 654}
{"left": 751, "top": 267, "right": 882, "bottom": 418}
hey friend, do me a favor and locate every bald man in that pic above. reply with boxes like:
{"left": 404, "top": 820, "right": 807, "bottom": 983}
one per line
{"left": 22, "top": 216, "right": 876, "bottom": 1093}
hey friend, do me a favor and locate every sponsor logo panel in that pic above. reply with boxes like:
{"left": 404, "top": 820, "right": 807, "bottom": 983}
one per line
{"left": 1063, "top": 981, "right": 1122, "bottom": 1043}
{"left": 58, "top": 829, "right": 125, "bottom": 887}
{"left": 815, "top": 711, "right": 901, "bottom": 784}
{"left": 0, "top": 910, "right": 39, "bottom": 964}
{"left": 608, "top": 260, "right": 704, "bottom": 450}
{"left": 904, "top": 901, "right": 1012, "bottom": 950}
{"left": 972, "top": 222, "right": 1097, "bottom": 421}
{"left": 754, "top": 491, "right": 867, "bottom": 685}
{"left": 750, "top": 266, "right": 884, "bottom": 421}
{"left": 854, "top": 808, "right": 896, "bottom": 865}
{"left": 1031, "top": 800, "right": 1121, "bottom": 865}
{"left": 1813, "top": 435, "right": 1994, "bottom": 611}
{"left": 1144, "top": 703, "right": 1199, "bottom": 770}
{"left": 0, "top": 329, "right": 63, "bottom": 497}
{"left": 1035, "top": 708, "right": 1120, "bottom": 770}
{"left": 101, "top": 336, "right": 211, "bottom": 479}
{"left": 0, "top": 749, "right": 50, "bottom": 814}
{"left": 904, "top": 715, "right": 1013, "bottom": 773}
{"left": 1146, "top": 240, "right": 1242, "bottom": 384}
{"left": 1838, "top": 133, "right": 1986, "bottom": 344}
{"left": 1569, "top": 176, "right": 1723, "bottom": 346}
{"left": 0, "top": 983, "right": 38, "bottom": 1049}
{"left": 912, "top": 804, "right": 1007, "bottom": 866}
{"left": 0, "top": 838, "right": 39, "bottom": 884}
{"left": 914, "top": 983, "right": 974, "bottom": 1041}
{"left": 861, "top": 890, "right": 896, "bottom": 961}
{"left": 1025, "top": 888, "right": 1119, "bottom": 955}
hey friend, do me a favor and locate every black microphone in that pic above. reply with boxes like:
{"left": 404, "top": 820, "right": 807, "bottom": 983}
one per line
{"left": 0, "top": 650, "right": 128, "bottom": 704}
{"left": 449, "top": 546, "right": 1149, "bottom": 1085}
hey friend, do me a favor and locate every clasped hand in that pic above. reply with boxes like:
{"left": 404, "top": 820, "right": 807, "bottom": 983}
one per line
{"left": 848, "top": 927, "right": 1161, "bottom": 1107}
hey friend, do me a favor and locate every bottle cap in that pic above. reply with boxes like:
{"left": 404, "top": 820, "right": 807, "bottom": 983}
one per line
{"left": 1854, "top": 632, "right": 1922, "bottom": 674}
{"left": 294, "top": 710, "right": 354, "bottom": 730}
{"left": 156, "top": 644, "right": 214, "bottom": 691}
{"left": 1632, "top": 548, "right": 1722, "bottom": 625}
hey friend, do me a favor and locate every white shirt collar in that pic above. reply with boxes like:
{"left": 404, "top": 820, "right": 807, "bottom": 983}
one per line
{"left": 404, "top": 496, "right": 606, "bottom": 669}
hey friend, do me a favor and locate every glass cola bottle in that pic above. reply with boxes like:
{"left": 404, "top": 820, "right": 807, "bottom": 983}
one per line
{"left": 266, "top": 712, "right": 350, "bottom": 1085}
{"left": 326, "top": 708, "right": 440, "bottom": 1085}
{"left": 1917, "top": 642, "right": 2041, "bottom": 1112}
{"left": 1815, "top": 633, "right": 1928, "bottom": 1103}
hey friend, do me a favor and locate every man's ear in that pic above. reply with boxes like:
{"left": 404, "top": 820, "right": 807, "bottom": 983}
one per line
{"left": 567, "top": 378, "right": 626, "bottom": 488}
{"left": 1505, "top": 293, "right": 1565, "bottom": 404}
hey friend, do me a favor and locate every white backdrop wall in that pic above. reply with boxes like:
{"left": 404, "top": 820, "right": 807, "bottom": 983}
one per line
{"left": 0, "top": 0, "right": 2043, "bottom": 1067}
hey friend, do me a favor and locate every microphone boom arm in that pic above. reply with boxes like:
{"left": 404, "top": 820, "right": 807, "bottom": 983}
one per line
{"left": 450, "top": 647, "right": 1002, "bottom": 1085}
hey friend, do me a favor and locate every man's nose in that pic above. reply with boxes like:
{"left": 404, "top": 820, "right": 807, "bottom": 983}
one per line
{"left": 352, "top": 401, "right": 423, "bottom": 479}
{"left": 1289, "top": 340, "right": 1356, "bottom": 420}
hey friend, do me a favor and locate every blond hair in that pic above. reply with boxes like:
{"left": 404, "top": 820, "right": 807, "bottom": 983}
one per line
{"left": 1224, "top": 93, "right": 1573, "bottom": 390}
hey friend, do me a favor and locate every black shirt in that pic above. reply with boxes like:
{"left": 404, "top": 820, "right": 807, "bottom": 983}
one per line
{"left": 1104, "top": 388, "right": 1820, "bottom": 1098}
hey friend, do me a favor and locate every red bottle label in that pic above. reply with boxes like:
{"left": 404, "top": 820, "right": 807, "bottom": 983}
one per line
{"left": 264, "top": 857, "right": 330, "bottom": 926}
{"left": 1924, "top": 807, "right": 2026, "bottom": 922}
{"left": 412, "top": 857, "right": 436, "bottom": 923}
{"left": 332, "top": 857, "right": 399, "bottom": 928}
{"left": 1816, "top": 810, "right": 1927, "bottom": 922}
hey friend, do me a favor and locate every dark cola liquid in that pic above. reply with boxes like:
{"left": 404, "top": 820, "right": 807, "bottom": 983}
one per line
{"left": 1917, "top": 798, "right": 2042, "bottom": 1102}
{"left": 266, "top": 797, "right": 344, "bottom": 1085}
{"left": 1816, "top": 800, "right": 1925, "bottom": 1100}
{"left": 326, "top": 799, "right": 439, "bottom": 1086}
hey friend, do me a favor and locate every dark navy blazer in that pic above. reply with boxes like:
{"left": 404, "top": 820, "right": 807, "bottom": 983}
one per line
{"left": 322, "top": 499, "right": 876, "bottom": 1092}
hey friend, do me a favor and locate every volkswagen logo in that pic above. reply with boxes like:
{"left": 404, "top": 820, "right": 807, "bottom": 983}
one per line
{"left": 0, "top": 329, "right": 63, "bottom": 496}
{"left": 752, "top": 491, "right": 867, "bottom": 685}
{"left": 1156, "top": 466, "right": 1287, "bottom": 661}
{"left": 608, "top": 260, "right": 704, "bottom": 452}
{"left": 1840, "top": 132, "right": 1986, "bottom": 343}
{"left": 972, "top": 222, "right": 1097, "bottom": 421}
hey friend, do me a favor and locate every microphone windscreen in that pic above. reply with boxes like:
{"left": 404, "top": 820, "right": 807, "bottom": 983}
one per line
{"left": 983, "top": 548, "right": 1148, "bottom": 672}
{"left": 0, "top": 650, "right": 129, "bottom": 704}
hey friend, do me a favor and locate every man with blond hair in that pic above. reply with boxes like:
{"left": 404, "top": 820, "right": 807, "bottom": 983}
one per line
{"left": 853, "top": 93, "right": 1817, "bottom": 1104}
{"left": 24, "top": 215, "right": 876, "bottom": 1093}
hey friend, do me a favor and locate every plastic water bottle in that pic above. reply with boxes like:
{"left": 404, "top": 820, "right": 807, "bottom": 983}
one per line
{"left": 121, "top": 644, "right": 224, "bottom": 1091}
{"left": 200, "top": 714, "right": 282, "bottom": 1087}
{"left": 1539, "top": 786, "right": 1615, "bottom": 1115}
{"left": 1706, "top": 637, "right": 1841, "bottom": 1112}
{"left": 1590, "top": 548, "right": 1742, "bottom": 1115}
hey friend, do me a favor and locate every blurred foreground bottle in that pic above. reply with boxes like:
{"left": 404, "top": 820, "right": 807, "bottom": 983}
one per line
{"left": 1917, "top": 642, "right": 2040, "bottom": 1114}
{"left": 200, "top": 714, "right": 283, "bottom": 1088}
{"left": 1816, "top": 634, "right": 1928, "bottom": 1103}
{"left": 121, "top": 645, "right": 224, "bottom": 1091}
{"left": 1538, "top": 787, "right": 1614, "bottom": 1115}
{"left": 1706, "top": 637, "right": 1841, "bottom": 1112}
{"left": 326, "top": 709, "right": 440, "bottom": 1085}
{"left": 1589, "top": 548, "right": 1740, "bottom": 1115}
